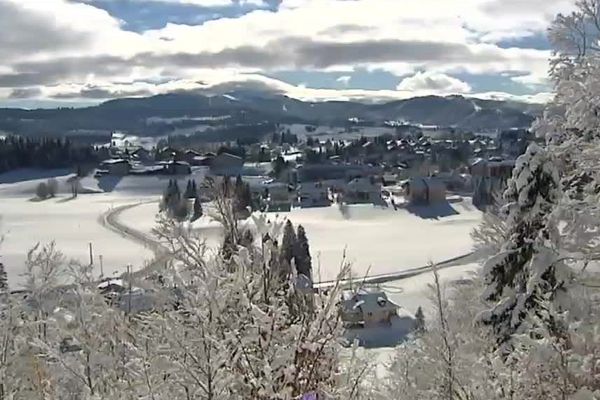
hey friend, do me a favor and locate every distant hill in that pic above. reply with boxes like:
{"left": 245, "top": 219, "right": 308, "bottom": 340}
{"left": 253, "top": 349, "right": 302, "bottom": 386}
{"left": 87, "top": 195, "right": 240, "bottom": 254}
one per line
{"left": 0, "top": 91, "right": 542, "bottom": 139}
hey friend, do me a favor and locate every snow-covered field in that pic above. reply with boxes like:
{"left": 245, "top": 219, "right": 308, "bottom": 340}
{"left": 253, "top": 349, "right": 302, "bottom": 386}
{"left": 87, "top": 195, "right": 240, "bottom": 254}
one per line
{"left": 119, "top": 200, "right": 482, "bottom": 283}
{"left": 1, "top": 168, "right": 482, "bottom": 290}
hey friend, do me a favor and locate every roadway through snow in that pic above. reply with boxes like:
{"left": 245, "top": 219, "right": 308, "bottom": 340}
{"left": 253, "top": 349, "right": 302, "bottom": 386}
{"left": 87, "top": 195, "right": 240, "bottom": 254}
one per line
{"left": 98, "top": 201, "right": 479, "bottom": 285}
{"left": 98, "top": 200, "right": 170, "bottom": 278}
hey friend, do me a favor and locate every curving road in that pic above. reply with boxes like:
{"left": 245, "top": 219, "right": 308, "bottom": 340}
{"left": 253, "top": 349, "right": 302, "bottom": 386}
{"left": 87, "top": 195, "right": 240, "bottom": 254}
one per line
{"left": 98, "top": 201, "right": 171, "bottom": 278}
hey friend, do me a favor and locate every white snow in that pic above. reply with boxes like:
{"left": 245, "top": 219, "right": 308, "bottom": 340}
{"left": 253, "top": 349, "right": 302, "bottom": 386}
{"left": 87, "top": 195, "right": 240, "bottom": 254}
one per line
{"left": 117, "top": 199, "right": 482, "bottom": 283}
{"left": 0, "top": 193, "right": 155, "bottom": 287}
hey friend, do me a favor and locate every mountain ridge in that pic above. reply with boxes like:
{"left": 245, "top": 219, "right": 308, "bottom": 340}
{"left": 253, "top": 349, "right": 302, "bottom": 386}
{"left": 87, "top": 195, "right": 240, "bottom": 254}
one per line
{"left": 0, "top": 91, "right": 543, "bottom": 138}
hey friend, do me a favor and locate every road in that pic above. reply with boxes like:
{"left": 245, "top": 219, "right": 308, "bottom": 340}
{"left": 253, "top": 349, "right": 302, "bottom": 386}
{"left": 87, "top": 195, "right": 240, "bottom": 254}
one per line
{"left": 98, "top": 201, "right": 171, "bottom": 279}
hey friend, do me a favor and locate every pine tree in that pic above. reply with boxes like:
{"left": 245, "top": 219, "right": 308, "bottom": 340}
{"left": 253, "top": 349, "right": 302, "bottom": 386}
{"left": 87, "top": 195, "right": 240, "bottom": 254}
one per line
{"left": 234, "top": 175, "right": 248, "bottom": 211}
{"left": 294, "top": 225, "right": 312, "bottom": 280}
{"left": 478, "top": 143, "right": 564, "bottom": 349}
{"left": 279, "top": 219, "right": 296, "bottom": 267}
{"left": 414, "top": 306, "right": 425, "bottom": 334}
{"left": 191, "top": 196, "right": 203, "bottom": 222}
{"left": 191, "top": 179, "right": 198, "bottom": 198}
{"left": 184, "top": 179, "right": 194, "bottom": 199}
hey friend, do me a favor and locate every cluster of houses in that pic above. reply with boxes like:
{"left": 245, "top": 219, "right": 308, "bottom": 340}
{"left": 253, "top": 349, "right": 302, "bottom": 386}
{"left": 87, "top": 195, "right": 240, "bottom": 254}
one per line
{"left": 95, "top": 127, "right": 530, "bottom": 211}
{"left": 96, "top": 144, "right": 244, "bottom": 178}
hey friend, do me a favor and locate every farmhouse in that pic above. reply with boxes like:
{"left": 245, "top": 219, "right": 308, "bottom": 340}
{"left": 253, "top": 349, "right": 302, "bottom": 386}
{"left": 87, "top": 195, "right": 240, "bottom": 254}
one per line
{"left": 339, "top": 288, "right": 399, "bottom": 327}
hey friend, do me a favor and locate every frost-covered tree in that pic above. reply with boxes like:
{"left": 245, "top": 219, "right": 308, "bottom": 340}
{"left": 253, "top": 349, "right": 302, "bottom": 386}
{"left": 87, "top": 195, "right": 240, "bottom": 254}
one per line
{"left": 479, "top": 144, "right": 567, "bottom": 349}
{"left": 0, "top": 262, "right": 6, "bottom": 297}
{"left": 533, "top": 0, "right": 600, "bottom": 268}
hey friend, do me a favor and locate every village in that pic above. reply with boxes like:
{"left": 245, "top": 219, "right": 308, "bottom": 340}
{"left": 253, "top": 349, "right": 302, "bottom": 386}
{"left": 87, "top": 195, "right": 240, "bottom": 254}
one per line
{"left": 94, "top": 124, "right": 531, "bottom": 212}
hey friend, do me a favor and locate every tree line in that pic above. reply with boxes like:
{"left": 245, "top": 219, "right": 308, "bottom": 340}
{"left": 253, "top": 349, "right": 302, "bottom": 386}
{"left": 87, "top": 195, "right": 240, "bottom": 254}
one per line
{"left": 0, "top": 136, "right": 99, "bottom": 173}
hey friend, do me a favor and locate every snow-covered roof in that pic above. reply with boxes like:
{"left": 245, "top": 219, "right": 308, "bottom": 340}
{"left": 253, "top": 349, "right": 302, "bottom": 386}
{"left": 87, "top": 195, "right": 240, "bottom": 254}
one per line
{"left": 102, "top": 158, "right": 130, "bottom": 165}
{"left": 341, "top": 289, "right": 399, "bottom": 315}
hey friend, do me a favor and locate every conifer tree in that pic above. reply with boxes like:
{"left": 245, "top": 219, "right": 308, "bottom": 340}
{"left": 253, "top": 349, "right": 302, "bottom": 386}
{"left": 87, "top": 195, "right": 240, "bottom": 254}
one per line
{"left": 478, "top": 143, "right": 565, "bottom": 349}
{"left": 414, "top": 306, "right": 425, "bottom": 334}
{"left": 294, "top": 225, "right": 312, "bottom": 280}
{"left": 184, "top": 179, "right": 194, "bottom": 199}
{"left": 191, "top": 196, "right": 203, "bottom": 222}
{"left": 279, "top": 219, "right": 296, "bottom": 267}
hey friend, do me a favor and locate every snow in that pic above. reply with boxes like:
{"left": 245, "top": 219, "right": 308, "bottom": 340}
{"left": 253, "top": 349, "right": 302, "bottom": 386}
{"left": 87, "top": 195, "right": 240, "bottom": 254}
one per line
{"left": 118, "top": 199, "right": 482, "bottom": 283}
{"left": 0, "top": 193, "right": 155, "bottom": 287}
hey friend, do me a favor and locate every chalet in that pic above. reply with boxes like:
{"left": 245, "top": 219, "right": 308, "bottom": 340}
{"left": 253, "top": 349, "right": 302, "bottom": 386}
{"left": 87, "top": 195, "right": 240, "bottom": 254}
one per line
{"left": 100, "top": 159, "right": 131, "bottom": 176}
{"left": 210, "top": 152, "right": 244, "bottom": 176}
{"left": 404, "top": 177, "right": 446, "bottom": 205}
{"left": 339, "top": 288, "right": 399, "bottom": 327}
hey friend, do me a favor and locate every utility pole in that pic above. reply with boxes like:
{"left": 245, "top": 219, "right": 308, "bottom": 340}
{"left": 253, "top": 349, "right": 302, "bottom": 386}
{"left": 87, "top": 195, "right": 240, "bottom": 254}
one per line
{"left": 99, "top": 255, "right": 104, "bottom": 277}
{"left": 89, "top": 242, "right": 94, "bottom": 266}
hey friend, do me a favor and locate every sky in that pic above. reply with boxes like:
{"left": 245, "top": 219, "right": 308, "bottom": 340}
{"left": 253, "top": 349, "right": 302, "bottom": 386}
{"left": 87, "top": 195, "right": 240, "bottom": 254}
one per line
{"left": 0, "top": 0, "right": 577, "bottom": 108}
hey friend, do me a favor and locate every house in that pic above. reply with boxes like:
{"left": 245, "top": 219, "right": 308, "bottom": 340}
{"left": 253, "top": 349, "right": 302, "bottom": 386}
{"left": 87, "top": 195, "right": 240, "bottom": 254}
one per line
{"left": 131, "top": 147, "right": 152, "bottom": 163}
{"left": 298, "top": 182, "right": 331, "bottom": 208}
{"left": 155, "top": 146, "right": 181, "bottom": 162}
{"left": 339, "top": 288, "right": 399, "bottom": 327}
{"left": 210, "top": 152, "right": 244, "bottom": 176}
{"left": 161, "top": 160, "right": 191, "bottom": 175}
{"left": 247, "top": 179, "right": 294, "bottom": 212}
{"left": 404, "top": 177, "right": 446, "bottom": 205}
{"left": 297, "top": 163, "right": 380, "bottom": 183}
{"left": 183, "top": 150, "right": 202, "bottom": 164}
{"left": 100, "top": 159, "right": 131, "bottom": 175}
{"left": 344, "top": 177, "right": 382, "bottom": 204}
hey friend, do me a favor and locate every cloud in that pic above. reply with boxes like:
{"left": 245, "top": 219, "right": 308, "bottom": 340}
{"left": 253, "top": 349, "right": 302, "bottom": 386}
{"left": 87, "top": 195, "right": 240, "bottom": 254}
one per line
{"left": 8, "top": 87, "right": 42, "bottom": 99}
{"left": 336, "top": 75, "right": 351, "bottom": 86}
{"left": 0, "top": 37, "right": 550, "bottom": 88}
{"left": 0, "top": 0, "right": 569, "bottom": 105}
{"left": 397, "top": 71, "right": 472, "bottom": 94}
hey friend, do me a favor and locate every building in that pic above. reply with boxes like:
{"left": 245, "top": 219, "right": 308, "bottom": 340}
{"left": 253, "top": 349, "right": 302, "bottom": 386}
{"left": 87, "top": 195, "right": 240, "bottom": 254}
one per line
{"left": 162, "top": 161, "right": 191, "bottom": 175}
{"left": 131, "top": 147, "right": 152, "bottom": 163}
{"left": 183, "top": 150, "right": 202, "bottom": 164}
{"left": 99, "top": 159, "right": 131, "bottom": 175}
{"left": 344, "top": 177, "right": 382, "bottom": 204}
{"left": 210, "top": 152, "right": 244, "bottom": 176}
{"left": 155, "top": 146, "right": 181, "bottom": 162}
{"left": 296, "top": 163, "right": 380, "bottom": 183}
{"left": 339, "top": 288, "right": 399, "bottom": 327}
{"left": 404, "top": 177, "right": 446, "bottom": 205}
{"left": 471, "top": 158, "right": 515, "bottom": 208}
{"left": 298, "top": 182, "right": 331, "bottom": 208}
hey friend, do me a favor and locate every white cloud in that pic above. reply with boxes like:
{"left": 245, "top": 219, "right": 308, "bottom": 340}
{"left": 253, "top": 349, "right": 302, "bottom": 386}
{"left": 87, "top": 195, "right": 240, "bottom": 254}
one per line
{"left": 397, "top": 71, "right": 472, "bottom": 94}
{"left": 0, "top": 0, "right": 571, "bottom": 103}
{"left": 336, "top": 75, "right": 351, "bottom": 86}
